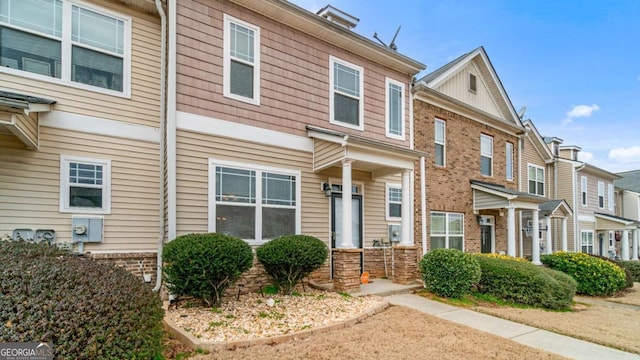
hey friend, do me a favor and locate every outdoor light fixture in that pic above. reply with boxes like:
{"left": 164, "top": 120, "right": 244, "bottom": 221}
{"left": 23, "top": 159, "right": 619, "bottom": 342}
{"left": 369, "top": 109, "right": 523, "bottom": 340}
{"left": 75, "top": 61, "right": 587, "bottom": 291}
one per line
{"left": 476, "top": 215, "right": 482, "bottom": 224}
{"left": 322, "top": 182, "right": 332, "bottom": 197}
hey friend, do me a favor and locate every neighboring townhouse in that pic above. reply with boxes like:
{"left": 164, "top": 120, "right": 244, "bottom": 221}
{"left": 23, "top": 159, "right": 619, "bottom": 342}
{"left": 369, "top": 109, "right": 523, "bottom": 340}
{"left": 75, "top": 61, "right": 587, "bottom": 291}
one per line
{"left": 412, "top": 46, "right": 550, "bottom": 264}
{"left": 0, "top": 0, "right": 163, "bottom": 282}
{"left": 614, "top": 170, "right": 640, "bottom": 260}
{"left": 166, "top": 1, "right": 425, "bottom": 291}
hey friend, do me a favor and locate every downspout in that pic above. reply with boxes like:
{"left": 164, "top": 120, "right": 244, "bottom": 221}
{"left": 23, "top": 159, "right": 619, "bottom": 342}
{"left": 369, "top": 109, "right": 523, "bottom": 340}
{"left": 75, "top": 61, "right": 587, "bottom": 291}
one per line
{"left": 409, "top": 80, "right": 415, "bottom": 150}
{"left": 167, "top": 0, "right": 177, "bottom": 241}
{"left": 153, "top": 0, "right": 167, "bottom": 292}
{"left": 420, "top": 156, "right": 426, "bottom": 255}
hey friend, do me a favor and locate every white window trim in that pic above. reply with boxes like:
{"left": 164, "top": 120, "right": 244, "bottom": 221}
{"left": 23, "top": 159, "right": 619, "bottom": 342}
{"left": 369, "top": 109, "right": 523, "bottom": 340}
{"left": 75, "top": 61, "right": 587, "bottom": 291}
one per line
{"left": 597, "top": 181, "right": 605, "bottom": 209}
{"left": 434, "top": 118, "right": 446, "bottom": 167}
{"left": 581, "top": 230, "right": 594, "bottom": 254}
{"left": 527, "top": 163, "right": 545, "bottom": 196}
{"left": 208, "top": 158, "right": 301, "bottom": 246}
{"left": 505, "top": 142, "right": 513, "bottom": 181}
{"left": 430, "top": 212, "right": 465, "bottom": 251}
{"left": 385, "top": 77, "right": 405, "bottom": 140}
{"left": 59, "top": 155, "right": 111, "bottom": 214}
{"left": 385, "top": 183, "right": 402, "bottom": 221}
{"left": 608, "top": 184, "right": 614, "bottom": 211}
{"left": 222, "top": 14, "right": 261, "bottom": 106}
{"left": 581, "top": 176, "right": 587, "bottom": 207}
{"left": 0, "top": 0, "right": 132, "bottom": 98}
{"left": 329, "top": 55, "right": 364, "bottom": 131}
{"left": 480, "top": 134, "right": 493, "bottom": 176}
{"left": 609, "top": 231, "right": 615, "bottom": 248}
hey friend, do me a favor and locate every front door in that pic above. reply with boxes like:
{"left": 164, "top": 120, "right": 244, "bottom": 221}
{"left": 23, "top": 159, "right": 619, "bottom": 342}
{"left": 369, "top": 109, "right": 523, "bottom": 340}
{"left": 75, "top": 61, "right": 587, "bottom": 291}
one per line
{"left": 331, "top": 193, "right": 363, "bottom": 277}
{"left": 481, "top": 224, "right": 492, "bottom": 253}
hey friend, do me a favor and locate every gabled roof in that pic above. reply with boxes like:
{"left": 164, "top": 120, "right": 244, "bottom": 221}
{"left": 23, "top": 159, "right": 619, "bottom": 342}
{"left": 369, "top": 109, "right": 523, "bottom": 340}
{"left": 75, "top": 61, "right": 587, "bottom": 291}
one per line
{"left": 522, "top": 119, "right": 554, "bottom": 162}
{"left": 615, "top": 169, "right": 640, "bottom": 193}
{"left": 470, "top": 180, "right": 547, "bottom": 203}
{"left": 594, "top": 212, "right": 637, "bottom": 226}
{"left": 539, "top": 199, "right": 573, "bottom": 217}
{"left": 580, "top": 163, "right": 621, "bottom": 180}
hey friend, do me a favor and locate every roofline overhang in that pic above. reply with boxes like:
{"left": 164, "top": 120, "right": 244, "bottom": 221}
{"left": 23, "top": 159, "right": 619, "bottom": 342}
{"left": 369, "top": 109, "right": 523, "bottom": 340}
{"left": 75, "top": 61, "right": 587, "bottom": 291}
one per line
{"left": 522, "top": 120, "right": 554, "bottom": 161}
{"left": 541, "top": 200, "right": 574, "bottom": 217}
{"left": 227, "top": 0, "right": 425, "bottom": 75}
{"left": 580, "top": 163, "right": 622, "bottom": 180}
{"left": 594, "top": 213, "right": 637, "bottom": 226}
{"left": 116, "top": 0, "right": 159, "bottom": 14}
{"left": 470, "top": 183, "right": 548, "bottom": 204}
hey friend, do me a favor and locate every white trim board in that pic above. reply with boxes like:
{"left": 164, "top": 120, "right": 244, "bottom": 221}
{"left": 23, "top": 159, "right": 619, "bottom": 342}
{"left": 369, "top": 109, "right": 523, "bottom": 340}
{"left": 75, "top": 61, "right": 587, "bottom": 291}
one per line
{"left": 40, "top": 110, "right": 160, "bottom": 143}
{"left": 176, "top": 111, "right": 314, "bottom": 152}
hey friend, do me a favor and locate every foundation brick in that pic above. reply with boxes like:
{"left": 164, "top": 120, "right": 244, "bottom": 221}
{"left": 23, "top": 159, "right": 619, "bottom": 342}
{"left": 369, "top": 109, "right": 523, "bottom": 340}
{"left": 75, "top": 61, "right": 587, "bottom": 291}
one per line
{"left": 392, "top": 246, "right": 420, "bottom": 284}
{"left": 332, "top": 249, "right": 363, "bottom": 293}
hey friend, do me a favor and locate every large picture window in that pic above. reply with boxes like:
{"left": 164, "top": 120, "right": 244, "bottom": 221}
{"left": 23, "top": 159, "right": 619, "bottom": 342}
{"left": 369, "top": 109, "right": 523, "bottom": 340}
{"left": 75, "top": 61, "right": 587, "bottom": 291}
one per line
{"left": 0, "top": 0, "right": 129, "bottom": 94}
{"left": 59, "top": 155, "right": 111, "bottom": 214}
{"left": 330, "top": 56, "right": 364, "bottom": 130}
{"left": 385, "top": 77, "right": 404, "bottom": 139}
{"left": 435, "top": 119, "right": 446, "bottom": 166}
{"left": 528, "top": 164, "right": 544, "bottom": 196}
{"left": 480, "top": 134, "right": 493, "bottom": 176}
{"left": 223, "top": 14, "right": 260, "bottom": 105}
{"left": 430, "top": 212, "right": 464, "bottom": 251}
{"left": 209, "top": 160, "right": 300, "bottom": 244}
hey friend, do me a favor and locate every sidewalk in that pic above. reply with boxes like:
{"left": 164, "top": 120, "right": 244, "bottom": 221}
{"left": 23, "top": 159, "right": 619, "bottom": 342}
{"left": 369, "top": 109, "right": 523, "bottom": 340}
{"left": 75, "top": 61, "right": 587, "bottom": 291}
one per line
{"left": 386, "top": 293, "right": 640, "bottom": 360}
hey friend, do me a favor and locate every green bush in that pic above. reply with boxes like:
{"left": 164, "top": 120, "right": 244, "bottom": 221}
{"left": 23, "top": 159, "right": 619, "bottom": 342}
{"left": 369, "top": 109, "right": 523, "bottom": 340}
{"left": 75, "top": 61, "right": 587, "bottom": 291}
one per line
{"left": 256, "top": 235, "right": 328, "bottom": 294}
{"left": 618, "top": 260, "right": 640, "bottom": 282}
{"left": 586, "top": 254, "right": 633, "bottom": 289}
{"left": 541, "top": 252, "right": 627, "bottom": 296}
{"left": 163, "top": 233, "right": 253, "bottom": 306}
{"left": 473, "top": 255, "right": 576, "bottom": 310}
{"left": 0, "top": 241, "right": 164, "bottom": 359}
{"left": 419, "top": 249, "right": 481, "bottom": 298}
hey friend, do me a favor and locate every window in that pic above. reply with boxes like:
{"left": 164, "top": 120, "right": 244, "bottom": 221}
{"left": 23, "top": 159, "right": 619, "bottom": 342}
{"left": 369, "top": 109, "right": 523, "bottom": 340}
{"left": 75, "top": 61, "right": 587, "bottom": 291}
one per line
{"left": 385, "top": 78, "right": 404, "bottom": 139}
{"left": 0, "top": 0, "right": 130, "bottom": 94}
{"left": 480, "top": 134, "right": 493, "bottom": 176}
{"left": 581, "top": 231, "right": 594, "bottom": 254}
{"left": 223, "top": 14, "right": 260, "bottom": 105}
{"left": 469, "top": 73, "right": 477, "bottom": 93}
{"left": 209, "top": 160, "right": 300, "bottom": 245}
{"left": 581, "top": 176, "right": 587, "bottom": 206}
{"left": 330, "top": 56, "right": 364, "bottom": 130}
{"left": 434, "top": 119, "right": 446, "bottom": 166}
{"left": 528, "top": 164, "right": 544, "bottom": 196}
{"left": 597, "top": 181, "right": 605, "bottom": 209}
{"left": 430, "top": 212, "right": 464, "bottom": 251}
{"left": 60, "top": 155, "right": 111, "bottom": 214}
{"left": 386, "top": 184, "right": 401, "bottom": 221}
{"left": 506, "top": 142, "right": 513, "bottom": 181}
{"left": 608, "top": 184, "right": 614, "bottom": 211}
{"left": 609, "top": 231, "right": 614, "bottom": 248}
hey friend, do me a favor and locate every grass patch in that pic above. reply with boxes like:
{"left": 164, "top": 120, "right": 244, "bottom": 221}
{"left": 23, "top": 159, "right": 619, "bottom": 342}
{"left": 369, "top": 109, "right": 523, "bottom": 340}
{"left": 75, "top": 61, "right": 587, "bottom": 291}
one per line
{"left": 417, "top": 289, "right": 577, "bottom": 312}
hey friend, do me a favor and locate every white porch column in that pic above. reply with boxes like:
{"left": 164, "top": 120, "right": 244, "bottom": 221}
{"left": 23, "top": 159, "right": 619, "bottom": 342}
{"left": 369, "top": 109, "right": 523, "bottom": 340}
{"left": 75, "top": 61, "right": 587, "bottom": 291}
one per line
{"left": 531, "top": 210, "right": 541, "bottom": 265}
{"left": 400, "top": 169, "right": 413, "bottom": 246}
{"left": 621, "top": 229, "right": 630, "bottom": 261}
{"left": 339, "top": 160, "right": 353, "bottom": 248}
{"left": 507, "top": 207, "right": 516, "bottom": 257}
{"left": 632, "top": 229, "right": 639, "bottom": 261}
{"left": 545, "top": 216, "right": 552, "bottom": 254}
{"left": 561, "top": 217, "right": 568, "bottom": 252}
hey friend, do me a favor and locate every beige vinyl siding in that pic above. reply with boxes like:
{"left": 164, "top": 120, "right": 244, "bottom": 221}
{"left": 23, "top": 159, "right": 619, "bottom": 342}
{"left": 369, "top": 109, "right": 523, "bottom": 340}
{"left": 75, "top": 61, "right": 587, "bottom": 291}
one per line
{"left": 0, "top": 0, "right": 161, "bottom": 129}
{"left": 521, "top": 136, "right": 548, "bottom": 196}
{"left": 473, "top": 192, "right": 509, "bottom": 209}
{"left": 14, "top": 113, "right": 39, "bottom": 148}
{"left": 0, "top": 126, "right": 160, "bottom": 251}
{"left": 596, "top": 217, "right": 626, "bottom": 230}
{"left": 313, "top": 140, "right": 345, "bottom": 170}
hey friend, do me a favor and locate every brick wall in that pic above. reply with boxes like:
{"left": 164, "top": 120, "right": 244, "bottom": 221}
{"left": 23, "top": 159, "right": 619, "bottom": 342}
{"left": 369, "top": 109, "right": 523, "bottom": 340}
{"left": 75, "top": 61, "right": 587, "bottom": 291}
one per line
{"left": 89, "top": 252, "right": 158, "bottom": 285}
{"left": 363, "top": 248, "right": 393, "bottom": 278}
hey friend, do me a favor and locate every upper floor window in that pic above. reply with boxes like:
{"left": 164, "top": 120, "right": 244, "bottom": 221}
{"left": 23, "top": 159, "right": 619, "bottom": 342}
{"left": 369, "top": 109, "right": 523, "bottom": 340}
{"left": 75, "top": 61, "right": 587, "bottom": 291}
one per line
{"left": 385, "top": 77, "right": 404, "bottom": 139}
{"left": 506, "top": 142, "right": 514, "bottom": 181}
{"left": 329, "top": 56, "right": 363, "bottom": 130}
{"left": 528, "top": 164, "right": 544, "bottom": 196}
{"left": 598, "top": 181, "right": 605, "bottom": 209}
{"left": 223, "top": 14, "right": 260, "bottom": 105}
{"left": 480, "top": 134, "right": 493, "bottom": 176}
{"left": 430, "top": 212, "right": 464, "bottom": 251}
{"left": 386, "top": 184, "right": 402, "bottom": 221}
{"left": 435, "top": 119, "right": 446, "bottom": 166}
{"left": 0, "top": 0, "right": 130, "bottom": 95}
{"left": 581, "top": 176, "right": 587, "bottom": 206}
{"left": 60, "top": 155, "right": 111, "bottom": 214}
{"left": 608, "top": 184, "right": 614, "bottom": 211}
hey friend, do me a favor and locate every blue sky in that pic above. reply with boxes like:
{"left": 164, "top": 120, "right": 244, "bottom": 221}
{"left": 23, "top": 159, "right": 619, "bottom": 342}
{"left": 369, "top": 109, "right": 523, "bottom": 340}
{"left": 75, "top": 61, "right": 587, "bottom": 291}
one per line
{"left": 292, "top": 0, "right": 640, "bottom": 173}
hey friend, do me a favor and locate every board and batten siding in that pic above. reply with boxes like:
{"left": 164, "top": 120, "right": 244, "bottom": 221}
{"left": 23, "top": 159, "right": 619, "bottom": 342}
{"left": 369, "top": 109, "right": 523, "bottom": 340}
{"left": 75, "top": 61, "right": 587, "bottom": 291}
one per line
{"left": 175, "top": 0, "right": 412, "bottom": 147}
{"left": 0, "top": 0, "right": 161, "bottom": 129}
{"left": 0, "top": 127, "right": 160, "bottom": 251}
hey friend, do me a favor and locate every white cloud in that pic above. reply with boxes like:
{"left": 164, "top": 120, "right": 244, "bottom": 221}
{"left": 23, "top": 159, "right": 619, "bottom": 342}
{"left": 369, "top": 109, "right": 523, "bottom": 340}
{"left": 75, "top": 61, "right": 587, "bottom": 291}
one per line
{"left": 609, "top": 146, "right": 640, "bottom": 163}
{"left": 562, "top": 104, "right": 600, "bottom": 125}
{"left": 577, "top": 151, "right": 594, "bottom": 162}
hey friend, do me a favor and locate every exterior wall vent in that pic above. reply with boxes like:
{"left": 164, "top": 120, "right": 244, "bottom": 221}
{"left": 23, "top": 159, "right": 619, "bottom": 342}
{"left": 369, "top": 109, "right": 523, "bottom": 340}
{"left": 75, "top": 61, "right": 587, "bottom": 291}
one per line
{"left": 317, "top": 5, "right": 359, "bottom": 30}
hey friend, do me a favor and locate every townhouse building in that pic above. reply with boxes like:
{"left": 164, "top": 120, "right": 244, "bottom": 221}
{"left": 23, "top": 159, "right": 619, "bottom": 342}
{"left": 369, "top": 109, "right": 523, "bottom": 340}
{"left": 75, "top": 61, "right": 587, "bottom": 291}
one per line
{"left": 613, "top": 170, "right": 640, "bottom": 260}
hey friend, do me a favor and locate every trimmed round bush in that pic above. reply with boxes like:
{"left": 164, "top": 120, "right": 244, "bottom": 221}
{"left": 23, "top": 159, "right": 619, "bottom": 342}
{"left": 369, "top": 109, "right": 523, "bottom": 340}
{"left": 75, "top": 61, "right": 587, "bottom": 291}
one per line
{"left": 541, "top": 252, "right": 626, "bottom": 296}
{"left": 473, "top": 254, "right": 576, "bottom": 309}
{"left": 256, "top": 235, "right": 328, "bottom": 294}
{"left": 419, "top": 249, "right": 481, "bottom": 298}
{"left": 586, "top": 254, "right": 634, "bottom": 289}
{"left": 0, "top": 241, "right": 164, "bottom": 359}
{"left": 618, "top": 260, "right": 640, "bottom": 283}
{"left": 163, "top": 233, "right": 253, "bottom": 306}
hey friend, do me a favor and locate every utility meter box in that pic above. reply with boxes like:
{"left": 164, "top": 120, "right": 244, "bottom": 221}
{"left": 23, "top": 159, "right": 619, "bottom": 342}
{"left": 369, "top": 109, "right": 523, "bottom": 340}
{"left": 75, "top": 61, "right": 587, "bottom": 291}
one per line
{"left": 388, "top": 224, "right": 402, "bottom": 242}
{"left": 71, "top": 217, "right": 103, "bottom": 243}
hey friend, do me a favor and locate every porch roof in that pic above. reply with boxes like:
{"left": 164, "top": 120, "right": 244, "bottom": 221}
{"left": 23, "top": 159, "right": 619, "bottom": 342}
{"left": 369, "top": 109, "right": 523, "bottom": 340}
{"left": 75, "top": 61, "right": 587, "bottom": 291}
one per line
{"left": 595, "top": 212, "right": 638, "bottom": 230}
{"left": 0, "top": 91, "right": 55, "bottom": 149}
{"left": 539, "top": 199, "right": 573, "bottom": 218}
{"left": 471, "top": 180, "right": 547, "bottom": 211}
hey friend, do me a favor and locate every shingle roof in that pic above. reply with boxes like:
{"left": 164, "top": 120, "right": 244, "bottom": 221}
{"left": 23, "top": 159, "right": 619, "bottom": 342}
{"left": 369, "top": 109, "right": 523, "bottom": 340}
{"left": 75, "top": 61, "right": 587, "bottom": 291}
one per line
{"left": 594, "top": 212, "right": 637, "bottom": 224}
{"left": 470, "top": 180, "right": 547, "bottom": 202}
{"left": 0, "top": 90, "right": 56, "bottom": 105}
{"left": 615, "top": 170, "right": 640, "bottom": 193}
{"left": 539, "top": 200, "right": 564, "bottom": 213}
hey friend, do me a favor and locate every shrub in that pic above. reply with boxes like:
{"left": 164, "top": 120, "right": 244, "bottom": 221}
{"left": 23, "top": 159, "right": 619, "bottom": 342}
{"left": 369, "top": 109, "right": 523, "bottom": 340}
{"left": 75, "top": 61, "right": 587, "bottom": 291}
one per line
{"left": 541, "top": 252, "right": 627, "bottom": 296}
{"left": 163, "top": 233, "right": 253, "bottom": 306}
{"left": 585, "top": 254, "right": 633, "bottom": 289}
{"left": 256, "top": 235, "right": 328, "bottom": 294}
{"left": 618, "top": 260, "right": 640, "bottom": 283}
{"left": 0, "top": 241, "right": 164, "bottom": 359}
{"left": 419, "top": 249, "right": 481, "bottom": 298}
{"left": 473, "top": 255, "right": 576, "bottom": 310}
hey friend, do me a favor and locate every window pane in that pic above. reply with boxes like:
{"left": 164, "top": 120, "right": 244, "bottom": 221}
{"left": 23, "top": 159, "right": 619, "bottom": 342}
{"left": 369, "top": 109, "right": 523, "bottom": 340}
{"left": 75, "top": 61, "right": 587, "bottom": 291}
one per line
{"left": 0, "top": 27, "right": 61, "bottom": 77}
{"left": 0, "top": 0, "right": 62, "bottom": 37}
{"left": 435, "top": 120, "right": 445, "bottom": 142}
{"left": 69, "top": 163, "right": 102, "bottom": 185}
{"left": 388, "top": 83, "right": 402, "bottom": 135}
{"left": 334, "top": 93, "right": 359, "bottom": 125}
{"left": 537, "top": 182, "right": 544, "bottom": 196}
{"left": 216, "top": 204, "right": 255, "bottom": 239}
{"left": 389, "top": 203, "right": 401, "bottom": 218}
{"left": 449, "top": 214, "right": 463, "bottom": 235}
{"left": 450, "top": 236, "right": 463, "bottom": 250}
{"left": 537, "top": 168, "right": 544, "bottom": 181}
{"left": 72, "top": 5, "right": 124, "bottom": 55}
{"left": 216, "top": 167, "right": 256, "bottom": 203}
{"left": 72, "top": 46, "right": 123, "bottom": 91}
{"left": 262, "top": 207, "right": 295, "bottom": 239}
{"left": 481, "top": 156, "right": 492, "bottom": 176}
{"left": 262, "top": 172, "right": 295, "bottom": 206}
{"left": 230, "top": 60, "right": 253, "bottom": 98}
{"left": 435, "top": 144, "right": 444, "bottom": 166}
{"left": 430, "top": 236, "right": 445, "bottom": 250}
{"left": 334, "top": 62, "right": 359, "bottom": 97}
{"left": 480, "top": 135, "right": 493, "bottom": 156}
{"left": 69, "top": 186, "right": 102, "bottom": 208}
{"left": 430, "top": 213, "right": 445, "bottom": 233}
{"left": 229, "top": 22, "right": 254, "bottom": 63}
{"left": 388, "top": 188, "right": 402, "bottom": 202}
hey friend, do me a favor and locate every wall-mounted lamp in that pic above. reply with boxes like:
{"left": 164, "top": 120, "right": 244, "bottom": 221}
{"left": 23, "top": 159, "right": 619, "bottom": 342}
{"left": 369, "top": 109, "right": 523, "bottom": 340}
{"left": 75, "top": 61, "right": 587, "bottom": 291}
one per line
{"left": 476, "top": 215, "right": 482, "bottom": 225}
{"left": 322, "top": 182, "right": 332, "bottom": 197}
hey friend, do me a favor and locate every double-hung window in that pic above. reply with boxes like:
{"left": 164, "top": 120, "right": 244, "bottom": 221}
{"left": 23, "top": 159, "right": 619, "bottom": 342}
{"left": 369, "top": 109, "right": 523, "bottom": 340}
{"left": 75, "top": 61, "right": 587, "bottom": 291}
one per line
{"left": 430, "top": 212, "right": 464, "bottom": 251}
{"left": 434, "top": 119, "right": 446, "bottom": 166}
{"left": 528, "top": 164, "right": 544, "bottom": 196}
{"left": 223, "top": 14, "right": 260, "bottom": 105}
{"left": 608, "top": 184, "right": 614, "bottom": 211}
{"left": 581, "top": 176, "right": 587, "bottom": 206}
{"left": 330, "top": 56, "right": 364, "bottom": 130}
{"left": 210, "top": 160, "right": 300, "bottom": 245}
{"left": 505, "top": 142, "right": 513, "bottom": 181}
{"left": 60, "top": 155, "right": 111, "bottom": 214}
{"left": 480, "top": 134, "right": 493, "bottom": 176}
{"left": 0, "top": 0, "right": 130, "bottom": 94}
{"left": 386, "top": 184, "right": 402, "bottom": 221}
{"left": 597, "top": 181, "right": 605, "bottom": 209}
{"left": 385, "top": 77, "right": 404, "bottom": 139}
{"left": 581, "top": 231, "right": 594, "bottom": 254}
